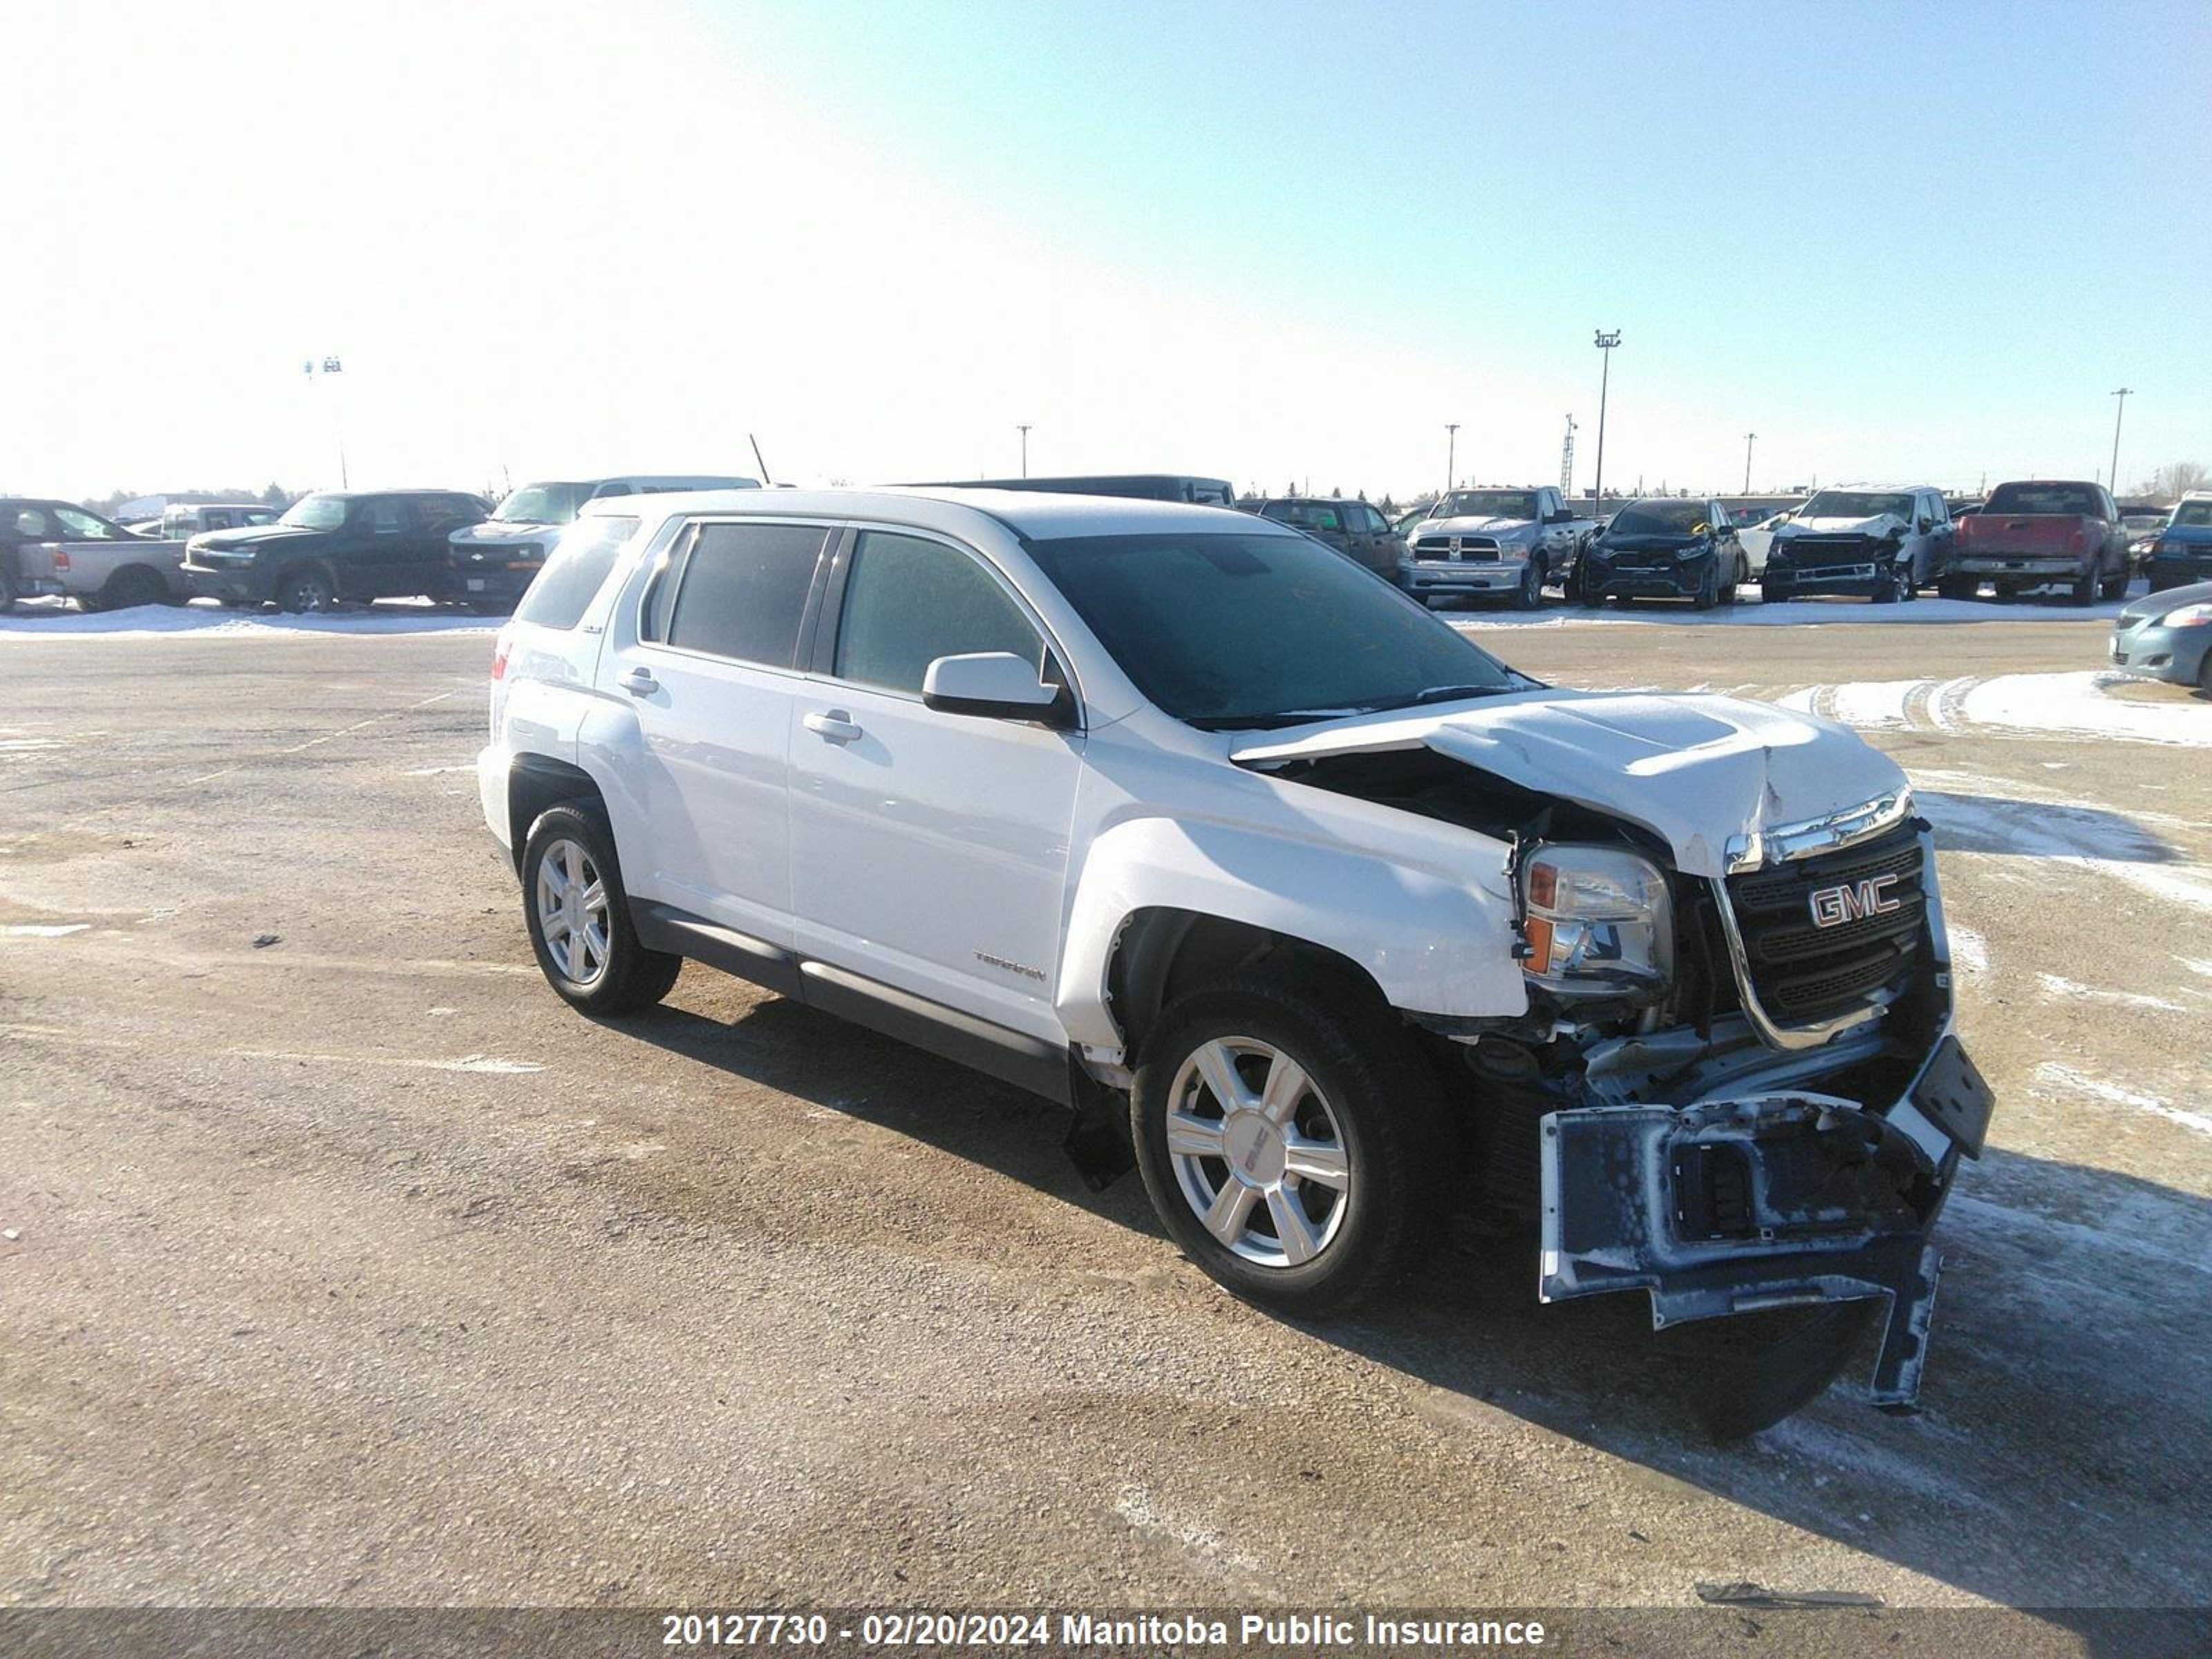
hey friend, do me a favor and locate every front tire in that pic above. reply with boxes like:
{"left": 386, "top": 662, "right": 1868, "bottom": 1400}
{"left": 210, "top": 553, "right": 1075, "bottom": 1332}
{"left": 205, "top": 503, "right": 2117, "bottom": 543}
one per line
{"left": 0, "top": 564, "right": 15, "bottom": 614}
{"left": 1131, "top": 970, "right": 1449, "bottom": 1318}
{"left": 1691, "top": 557, "right": 1721, "bottom": 610}
{"left": 1512, "top": 554, "right": 1546, "bottom": 610}
{"left": 276, "top": 567, "right": 337, "bottom": 614}
{"left": 521, "top": 804, "right": 682, "bottom": 1014}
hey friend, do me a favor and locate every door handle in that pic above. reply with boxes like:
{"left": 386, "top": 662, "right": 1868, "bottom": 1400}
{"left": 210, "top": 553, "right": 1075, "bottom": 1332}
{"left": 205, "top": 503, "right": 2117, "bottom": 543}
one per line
{"left": 619, "top": 666, "right": 658, "bottom": 696}
{"left": 803, "top": 709, "right": 863, "bottom": 744}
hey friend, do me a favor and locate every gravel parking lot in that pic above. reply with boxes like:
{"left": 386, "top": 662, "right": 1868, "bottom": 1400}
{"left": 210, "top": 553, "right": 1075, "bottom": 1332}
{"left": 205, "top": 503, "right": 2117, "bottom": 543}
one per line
{"left": 3, "top": 604, "right": 2207, "bottom": 1639}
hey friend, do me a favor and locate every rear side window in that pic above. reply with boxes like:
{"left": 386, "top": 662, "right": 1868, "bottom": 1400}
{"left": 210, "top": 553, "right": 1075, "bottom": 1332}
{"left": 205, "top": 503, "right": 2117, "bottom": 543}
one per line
{"left": 515, "top": 516, "right": 640, "bottom": 630}
{"left": 832, "top": 532, "right": 1044, "bottom": 695}
{"left": 661, "top": 521, "right": 826, "bottom": 666}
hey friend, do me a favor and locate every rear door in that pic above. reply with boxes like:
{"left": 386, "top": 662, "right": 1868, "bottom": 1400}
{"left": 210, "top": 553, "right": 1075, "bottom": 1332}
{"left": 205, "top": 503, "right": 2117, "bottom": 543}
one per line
{"left": 787, "top": 526, "right": 1083, "bottom": 1046}
{"left": 593, "top": 517, "right": 832, "bottom": 946}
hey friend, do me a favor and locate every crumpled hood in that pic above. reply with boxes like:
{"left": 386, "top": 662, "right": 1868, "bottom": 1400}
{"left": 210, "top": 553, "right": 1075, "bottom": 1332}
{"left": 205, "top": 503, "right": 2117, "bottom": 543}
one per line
{"left": 1418, "top": 514, "right": 1539, "bottom": 541}
{"left": 1775, "top": 513, "right": 1908, "bottom": 541}
{"left": 1232, "top": 688, "right": 1906, "bottom": 878}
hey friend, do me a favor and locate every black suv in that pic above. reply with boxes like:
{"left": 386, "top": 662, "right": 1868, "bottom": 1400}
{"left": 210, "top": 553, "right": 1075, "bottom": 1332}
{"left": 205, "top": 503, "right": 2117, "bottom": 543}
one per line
{"left": 183, "top": 489, "right": 490, "bottom": 612}
{"left": 1250, "top": 497, "right": 1405, "bottom": 579}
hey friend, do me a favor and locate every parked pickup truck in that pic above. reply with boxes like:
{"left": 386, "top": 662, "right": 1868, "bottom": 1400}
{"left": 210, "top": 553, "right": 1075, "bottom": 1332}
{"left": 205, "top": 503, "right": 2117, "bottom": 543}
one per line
{"left": 1, "top": 498, "right": 189, "bottom": 612}
{"left": 1400, "top": 486, "right": 1595, "bottom": 609}
{"left": 1942, "top": 480, "right": 2130, "bottom": 603}
{"left": 480, "top": 487, "right": 1992, "bottom": 1434}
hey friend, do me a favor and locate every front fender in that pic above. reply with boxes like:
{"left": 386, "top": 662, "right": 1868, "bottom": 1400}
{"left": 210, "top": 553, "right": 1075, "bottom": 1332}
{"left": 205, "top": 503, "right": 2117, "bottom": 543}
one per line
{"left": 1055, "top": 814, "right": 1527, "bottom": 1052}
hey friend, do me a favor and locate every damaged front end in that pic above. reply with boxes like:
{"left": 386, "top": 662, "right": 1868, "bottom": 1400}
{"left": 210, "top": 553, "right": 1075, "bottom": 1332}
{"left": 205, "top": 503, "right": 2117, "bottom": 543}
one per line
{"left": 1529, "top": 809, "right": 1996, "bottom": 1417}
{"left": 1238, "top": 703, "right": 1997, "bottom": 1423}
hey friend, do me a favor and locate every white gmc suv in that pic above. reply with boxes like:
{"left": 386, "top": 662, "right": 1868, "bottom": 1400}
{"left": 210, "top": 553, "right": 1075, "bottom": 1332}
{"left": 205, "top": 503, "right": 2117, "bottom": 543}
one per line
{"left": 480, "top": 489, "right": 1994, "bottom": 1433}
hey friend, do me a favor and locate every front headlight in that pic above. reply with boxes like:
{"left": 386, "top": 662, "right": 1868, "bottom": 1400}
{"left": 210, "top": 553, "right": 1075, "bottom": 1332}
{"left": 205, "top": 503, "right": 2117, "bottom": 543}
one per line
{"left": 1518, "top": 843, "right": 1674, "bottom": 1001}
{"left": 2157, "top": 602, "right": 2212, "bottom": 628}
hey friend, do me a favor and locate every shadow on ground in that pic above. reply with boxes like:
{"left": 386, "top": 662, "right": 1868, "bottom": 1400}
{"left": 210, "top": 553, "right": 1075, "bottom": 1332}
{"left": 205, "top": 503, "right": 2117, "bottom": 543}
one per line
{"left": 606, "top": 993, "right": 2211, "bottom": 1651}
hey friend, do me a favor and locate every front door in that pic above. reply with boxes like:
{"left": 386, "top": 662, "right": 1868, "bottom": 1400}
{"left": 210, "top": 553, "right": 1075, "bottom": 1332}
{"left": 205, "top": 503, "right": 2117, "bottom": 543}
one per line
{"left": 787, "top": 527, "right": 1083, "bottom": 1045}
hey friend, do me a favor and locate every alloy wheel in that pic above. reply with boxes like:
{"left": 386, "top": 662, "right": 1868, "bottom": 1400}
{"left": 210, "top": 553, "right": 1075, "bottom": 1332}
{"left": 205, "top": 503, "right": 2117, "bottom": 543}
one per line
{"left": 1165, "top": 1036, "right": 1350, "bottom": 1268}
{"left": 534, "top": 837, "right": 611, "bottom": 986}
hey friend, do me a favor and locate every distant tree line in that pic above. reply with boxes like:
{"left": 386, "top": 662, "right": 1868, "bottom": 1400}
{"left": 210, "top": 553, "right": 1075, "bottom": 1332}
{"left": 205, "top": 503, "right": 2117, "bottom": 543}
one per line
{"left": 82, "top": 482, "right": 295, "bottom": 516}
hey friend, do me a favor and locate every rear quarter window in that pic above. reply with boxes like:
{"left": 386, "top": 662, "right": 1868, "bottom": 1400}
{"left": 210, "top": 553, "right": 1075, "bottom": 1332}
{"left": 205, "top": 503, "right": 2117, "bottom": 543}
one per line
{"left": 514, "top": 516, "right": 641, "bottom": 630}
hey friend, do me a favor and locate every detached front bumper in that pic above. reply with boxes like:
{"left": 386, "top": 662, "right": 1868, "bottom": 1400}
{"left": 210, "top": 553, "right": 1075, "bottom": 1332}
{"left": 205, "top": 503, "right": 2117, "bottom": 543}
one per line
{"left": 1539, "top": 1035, "right": 1993, "bottom": 1412}
{"left": 1761, "top": 554, "right": 1896, "bottom": 599}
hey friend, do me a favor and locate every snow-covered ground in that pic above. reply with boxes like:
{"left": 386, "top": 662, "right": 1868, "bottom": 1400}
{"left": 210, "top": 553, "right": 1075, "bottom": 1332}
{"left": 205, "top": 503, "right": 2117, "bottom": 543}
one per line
{"left": 0, "top": 596, "right": 498, "bottom": 638}
{"left": 1776, "top": 671, "right": 2208, "bottom": 747}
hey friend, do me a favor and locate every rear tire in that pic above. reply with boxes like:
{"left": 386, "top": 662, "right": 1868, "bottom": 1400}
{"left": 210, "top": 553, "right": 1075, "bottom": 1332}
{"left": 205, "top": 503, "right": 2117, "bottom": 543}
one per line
{"left": 521, "top": 803, "right": 682, "bottom": 1015}
{"left": 103, "top": 565, "right": 169, "bottom": 611}
{"left": 0, "top": 564, "right": 15, "bottom": 614}
{"left": 1938, "top": 574, "right": 1976, "bottom": 601}
{"left": 2070, "top": 567, "right": 2098, "bottom": 606}
{"left": 1131, "top": 968, "right": 1450, "bottom": 1319}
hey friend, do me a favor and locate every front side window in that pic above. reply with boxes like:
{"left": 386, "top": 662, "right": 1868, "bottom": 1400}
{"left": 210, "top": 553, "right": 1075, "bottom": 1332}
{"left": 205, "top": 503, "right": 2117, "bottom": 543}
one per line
{"left": 1026, "top": 531, "right": 1517, "bottom": 729}
{"left": 659, "top": 521, "right": 826, "bottom": 666}
{"left": 515, "top": 516, "right": 639, "bottom": 631}
{"left": 355, "top": 498, "right": 407, "bottom": 535}
{"left": 834, "top": 532, "right": 1045, "bottom": 694}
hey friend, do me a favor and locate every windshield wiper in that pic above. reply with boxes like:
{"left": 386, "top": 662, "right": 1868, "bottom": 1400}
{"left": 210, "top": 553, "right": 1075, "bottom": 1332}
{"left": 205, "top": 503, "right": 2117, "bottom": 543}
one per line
{"left": 1362, "top": 683, "right": 1512, "bottom": 713}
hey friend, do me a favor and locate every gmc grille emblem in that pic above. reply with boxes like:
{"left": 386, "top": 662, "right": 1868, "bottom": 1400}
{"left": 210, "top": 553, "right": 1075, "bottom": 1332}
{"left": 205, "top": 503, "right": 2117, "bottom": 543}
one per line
{"left": 1809, "top": 874, "right": 1902, "bottom": 929}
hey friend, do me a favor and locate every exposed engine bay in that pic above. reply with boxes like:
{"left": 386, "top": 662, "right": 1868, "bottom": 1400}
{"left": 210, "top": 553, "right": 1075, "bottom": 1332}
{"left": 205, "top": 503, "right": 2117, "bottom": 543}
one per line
{"left": 1262, "top": 743, "right": 1996, "bottom": 1421}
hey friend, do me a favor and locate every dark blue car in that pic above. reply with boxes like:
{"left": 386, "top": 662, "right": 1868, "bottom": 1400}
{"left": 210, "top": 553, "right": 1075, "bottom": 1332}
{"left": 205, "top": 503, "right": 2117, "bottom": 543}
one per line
{"left": 2146, "top": 495, "right": 2212, "bottom": 592}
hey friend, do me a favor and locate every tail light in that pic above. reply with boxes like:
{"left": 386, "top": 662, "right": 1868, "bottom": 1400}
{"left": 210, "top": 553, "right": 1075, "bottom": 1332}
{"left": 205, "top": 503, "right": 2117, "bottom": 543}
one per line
{"left": 51, "top": 549, "right": 71, "bottom": 572}
{"left": 2070, "top": 529, "right": 2088, "bottom": 553}
{"left": 491, "top": 623, "right": 514, "bottom": 681}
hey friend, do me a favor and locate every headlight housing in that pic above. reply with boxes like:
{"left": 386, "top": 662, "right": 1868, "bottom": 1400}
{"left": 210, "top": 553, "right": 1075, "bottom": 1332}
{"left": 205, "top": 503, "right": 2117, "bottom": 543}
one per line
{"left": 1518, "top": 843, "right": 1674, "bottom": 1002}
{"left": 2157, "top": 602, "right": 2212, "bottom": 628}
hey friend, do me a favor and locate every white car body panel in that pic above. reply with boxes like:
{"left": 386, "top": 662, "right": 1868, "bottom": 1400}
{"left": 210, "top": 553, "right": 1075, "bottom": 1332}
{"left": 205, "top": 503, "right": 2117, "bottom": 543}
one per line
{"left": 1229, "top": 688, "right": 1904, "bottom": 880}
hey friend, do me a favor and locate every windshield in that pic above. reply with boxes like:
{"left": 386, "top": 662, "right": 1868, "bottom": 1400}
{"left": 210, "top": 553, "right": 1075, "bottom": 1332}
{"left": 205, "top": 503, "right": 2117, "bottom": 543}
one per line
{"left": 494, "top": 482, "right": 595, "bottom": 525}
{"left": 2173, "top": 500, "right": 2212, "bottom": 528}
{"left": 1606, "top": 501, "right": 1710, "bottom": 536}
{"left": 1025, "top": 532, "right": 1518, "bottom": 729}
{"left": 1985, "top": 482, "right": 2100, "bottom": 516}
{"left": 279, "top": 494, "right": 348, "bottom": 529}
{"left": 1437, "top": 489, "right": 1539, "bottom": 521}
{"left": 1799, "top": 491, "right": 1915, "bottom": 520}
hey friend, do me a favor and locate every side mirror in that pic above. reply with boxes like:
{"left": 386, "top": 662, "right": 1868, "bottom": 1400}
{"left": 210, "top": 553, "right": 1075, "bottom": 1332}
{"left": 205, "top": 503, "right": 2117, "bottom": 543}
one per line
{"left": 922, "top": 652, "right": 1069, "bottom": 726}
{"left": 1917, "top": 518, "right": 1933, "bottom": 534}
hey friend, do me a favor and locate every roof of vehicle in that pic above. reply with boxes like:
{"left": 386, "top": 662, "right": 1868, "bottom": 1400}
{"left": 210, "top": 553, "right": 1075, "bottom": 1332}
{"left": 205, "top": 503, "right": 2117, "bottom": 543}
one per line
{"left": 1253, "top": 495, "right": 1367, "bottom": 506}
{"left": 1987, "top": 478, "right": 2099, "bottom": 490}
{"left": 296, "top": 487, "right": 487, "bottom": 500}
{"left": 515, "top": 475, "right": 760, "bottom": 489}
{"left": 578, "top": 487, "right": 1286, "bottom": 543}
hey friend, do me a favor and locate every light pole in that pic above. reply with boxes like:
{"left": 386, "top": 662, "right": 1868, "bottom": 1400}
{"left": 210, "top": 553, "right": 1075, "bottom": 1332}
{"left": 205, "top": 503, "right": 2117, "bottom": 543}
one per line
{"left": 303, "top": 355, "right": 347, "bottom": 487}
{"left": 1443, "top": 423, "right": 1459, "bottom": 496}
{"left": 1591, "top": 330, "right": 1620, "bottom": 515}
{"left": 2108, "top": 388, "right": 2131, "bottom": 496}
{"left": 1743, "top": 431, "right": 1756, "bottom": 494}
{"left": 1017, "top": 423, "right": 1032, "bottom": 478}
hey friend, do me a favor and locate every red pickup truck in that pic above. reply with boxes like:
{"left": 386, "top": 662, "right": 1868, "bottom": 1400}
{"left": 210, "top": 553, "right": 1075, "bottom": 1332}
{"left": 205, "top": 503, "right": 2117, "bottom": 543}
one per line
{"left": 1941, "top": 479, "right": 2131, "bottom": 604}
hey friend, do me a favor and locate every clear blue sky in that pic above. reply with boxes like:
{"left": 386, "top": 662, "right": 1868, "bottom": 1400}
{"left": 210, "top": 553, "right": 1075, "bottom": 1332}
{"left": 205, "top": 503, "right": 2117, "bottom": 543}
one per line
{"left": 710, "top": 0, "right": 2210, "bottom": 494}
{"left": 6, "top": 0, "right": 2206, "bottom": 500}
